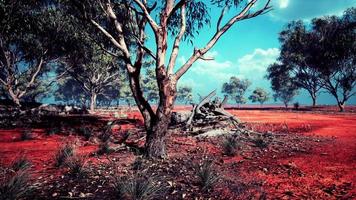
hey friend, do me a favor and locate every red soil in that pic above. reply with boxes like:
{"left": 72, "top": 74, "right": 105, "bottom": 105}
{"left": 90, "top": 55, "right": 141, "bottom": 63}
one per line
{"left": 0, "top": 108, "right": 355, "bottom": 199}
{"left": 230, "top": 110, "right": 356, "bottom": 198}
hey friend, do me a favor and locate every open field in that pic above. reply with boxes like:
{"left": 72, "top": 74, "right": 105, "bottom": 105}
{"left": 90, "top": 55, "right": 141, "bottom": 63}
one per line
{"left": 0, "top": 106, "right": 355, "bottom": 199}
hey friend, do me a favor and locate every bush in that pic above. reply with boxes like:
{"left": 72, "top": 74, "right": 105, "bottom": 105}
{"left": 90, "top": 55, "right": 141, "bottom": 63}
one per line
{"left": 97, "top": 141, "right": 113, "bottom": 155}
{"left": 293, "top": 102, "right": 300, "bottom": 110}
{"left": 20, "top": 130, "right": 33, "bottom": 140}
{"left": 11, "top": 155, "right": 31, "bottom": 171}
{"left": 222, "top": 136, "right": 238, "bottom": 156}
{"left": 65, "top": 154, "right": 87, "bottom": 178}
{"left": 0, "top": 169, "right": 31, "bottom": 200}
{"left": 197, "top": 160, "right": 219, "bottom": 191}
{"left": 113, "top": 173, "right": 165, "bottom": 200}
{"left": 55, "top": 143, "right": 75, "bottom": 167}
{"left": 252, "top": 137, "right": 268, "bottom": 149}
{"left": 79, "top": 127, "right": 92, "bottom": 141}
{"left": 46, "top": 127, "right": 61, "bottom": 136}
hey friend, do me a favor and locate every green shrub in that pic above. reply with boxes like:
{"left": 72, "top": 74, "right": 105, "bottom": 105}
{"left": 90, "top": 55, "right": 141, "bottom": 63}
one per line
{"left": 252, "top": 137, "right": 268, "bottom": 149}
{"left": 46, "top": 127, "right": 61, "bottom": 136}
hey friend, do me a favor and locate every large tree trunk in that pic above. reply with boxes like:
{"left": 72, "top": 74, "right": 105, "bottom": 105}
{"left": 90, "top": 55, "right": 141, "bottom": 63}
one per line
{"left": 90, "top": 92, "right": 97, "bottom": 112}
{"left": 145, "top": 78, "right": 176, "bottom": 159}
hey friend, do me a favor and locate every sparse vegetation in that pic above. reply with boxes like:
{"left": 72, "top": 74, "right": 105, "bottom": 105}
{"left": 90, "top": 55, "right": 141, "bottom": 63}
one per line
{"left": 97, "top": 141, "right": 113, "bottom": 155}
{"left": 293, "top": 102, "right": 300, "bottom": 110}
{"left": 46, "top": 127, "right": 61, "bottom": 136}
{"left": 131, "top": 157, "right": 144, "bottom": 170}
{"left": 20, "top": 129, "right": 33, "bottom": 140}
{"left": 65, "top": 154, "right": 88, "bottom": 178}
{"left": 197, "top": 160, "right": 219, "bottom": 191}
{"left": 113, "top": 173, "right": 165, "bottom": 200}
{"left": 252, "top": 137, "right": 269, "bottom": 149}
{"left": 79, "top": 126, "right": 92, "bottom": 141}
{"left": 222, "top": 136, "right": 239, "bottom": 156}
{"left": 11, "top": 155, "right": 31, "bottom": 171}
{"left": 55, "top": 143, "right": 75, "bottom": 167}
{"left": 0, "top": 169, "right": 31, "bottom": 200}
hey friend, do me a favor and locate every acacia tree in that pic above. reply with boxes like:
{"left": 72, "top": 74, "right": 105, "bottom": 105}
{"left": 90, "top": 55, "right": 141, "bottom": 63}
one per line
{"left": 222, "top": 76, "right": 251, "bottom": 107}
{"left": 176, "top": 86, "right": 193, "bottom": 105}
{"left": 274, "top": 21, "right": 323, "bottom": 106}
{"left": 249, "top": 87, "right": 269, "bottom": 106}
{"left": 64, "top": 0, "right": 272, "bottom": 158}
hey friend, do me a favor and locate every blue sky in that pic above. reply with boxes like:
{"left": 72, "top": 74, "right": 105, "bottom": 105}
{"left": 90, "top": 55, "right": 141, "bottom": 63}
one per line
{"left": 161, "top": 0, "right": 356, "bottom": 105}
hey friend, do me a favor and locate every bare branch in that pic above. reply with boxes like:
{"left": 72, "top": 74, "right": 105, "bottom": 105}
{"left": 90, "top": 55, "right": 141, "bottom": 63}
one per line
{"left": 132, "top": 0, "right": 159, "bottom": 33}
{"left": 175, "top": 0, "right": 271, "bottom": 80}
{"left": 167, "top": 3, "right": 186, "bottom": 75}
{"left": 90, "top": 19, "right": 123, "bottom": 51}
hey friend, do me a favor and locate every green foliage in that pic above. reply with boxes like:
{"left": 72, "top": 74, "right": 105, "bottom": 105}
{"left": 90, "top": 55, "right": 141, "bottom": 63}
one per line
{"left": 176, "top": 86, "right": 193, "bottom": 105}
{"left": 142, "top": 68, "right": 159, "bottom": 103}
{"left": 55, "top": 143, "right": 75, "bottom": 167}
{"left": 249, "top": 88, "right": 269, "bottom": 105}
{"left": 78, "top": 126, "right": 92, "bottom": 141}
{"left": 197, "top": 160, "right": 219, "bottom": 191}
{"left": 222, "top": 77, "right": 251, "bottom": 106}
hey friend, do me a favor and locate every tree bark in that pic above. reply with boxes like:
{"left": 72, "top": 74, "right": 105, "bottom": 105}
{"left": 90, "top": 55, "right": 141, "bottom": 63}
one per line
{"left": 312, "top": 96, "right": 317, "bottom": 107}
{"left": 90, "top": 92, "right": 97, "bottom": 112}
{"left": 145, "top": 77, "right": 176, "bottom": 159}
{"left": 8, "top": 88, "right": 21, "bottom": 107}
{"left": 338, "top": 102, "right": 345, "bottom": 112}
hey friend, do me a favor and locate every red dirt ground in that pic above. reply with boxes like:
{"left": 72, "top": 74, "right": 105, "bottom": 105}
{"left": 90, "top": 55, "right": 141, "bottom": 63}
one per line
{"left": 0, "top": 107, "right": 355, "bottom": 199}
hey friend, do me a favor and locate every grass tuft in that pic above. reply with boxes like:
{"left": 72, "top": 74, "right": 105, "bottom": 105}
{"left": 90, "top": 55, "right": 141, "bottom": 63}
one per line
{"left": 97, "top": 141, "right": 113, "bottom": 155}
{"left": 54, "top": 143, "right": 75, "bottom": 167}
{"left": 197, "top": 159, "right": 219, "bottom": 191}
{"left": 79, "top": 126, "right": 92, "bottom": 141}
{"left": 113, "top": 173, "right": 165, "bottom": 200}
{"left": 65, "top": 154, "right": 88, "bottom": 178}
{"left": 222, "top": 136, "right": 238, "bottom": 156}
{"left": 11, "top": 155, "right": 31, "bottom": 171}
{"left": 0, "top": 169, "right": 31, "bottom": 200}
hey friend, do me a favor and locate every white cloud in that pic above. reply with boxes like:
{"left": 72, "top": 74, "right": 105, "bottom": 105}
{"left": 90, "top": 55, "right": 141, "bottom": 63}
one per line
{"left": 237, "top": 48, "right": 280, "bottom": 80}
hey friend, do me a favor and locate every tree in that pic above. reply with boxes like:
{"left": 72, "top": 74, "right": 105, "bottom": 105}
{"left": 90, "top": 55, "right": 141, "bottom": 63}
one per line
{"left": 310, "top": 8, "right": 356, "bottom": 112}
{"left": 0, "top": 1, "right": 77, "bottom": 107}
{"left": 63, "top": 0, "right": 272, "bottom": 158}
{"left": 177, "top": 86, "right": 193, "bottom": 105}
{"left": 60, "top": 47, "right": 121, "bottom": 111}
{"left": 274, "top": 21, "right": 323, "bottom": 106}
{"left": 267, "top": 63, "right": 298, "bottom": 108}
{"left": 55, "top": 78, "right": 87, "bottom": 107}
{"left": 222, "top": 76, "right": 251, "bottom": 107}
{"left": 249, "top": 88, "right": 269, "bottom": 106}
